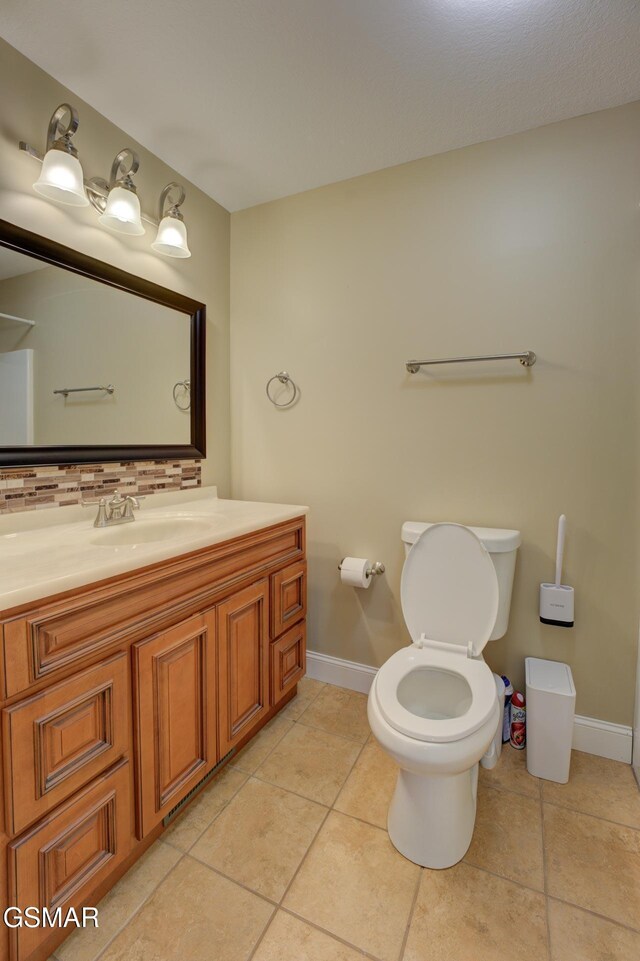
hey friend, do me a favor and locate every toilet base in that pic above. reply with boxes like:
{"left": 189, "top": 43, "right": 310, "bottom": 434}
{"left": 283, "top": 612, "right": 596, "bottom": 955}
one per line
{"left": 387, "top": 763, "right": 479, "bottom": 869}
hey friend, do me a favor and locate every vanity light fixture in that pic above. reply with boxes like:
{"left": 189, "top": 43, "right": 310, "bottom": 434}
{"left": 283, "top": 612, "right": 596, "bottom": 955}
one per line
{"left": 19, "top": 106, "right": 193, "bottom": 260}
{"left": 89, "top": 149, "right": 145, "bottom": 236}
{"left": 151, "top": 182, "right": 191, "bottom": 258}
{"left": 28, "top": 104, "right": 89, "bottom": 207}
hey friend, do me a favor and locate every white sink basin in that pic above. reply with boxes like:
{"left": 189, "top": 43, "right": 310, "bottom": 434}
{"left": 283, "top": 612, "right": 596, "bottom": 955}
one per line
{"left": 89, "top": 517, "right": 214, "bottom": 547}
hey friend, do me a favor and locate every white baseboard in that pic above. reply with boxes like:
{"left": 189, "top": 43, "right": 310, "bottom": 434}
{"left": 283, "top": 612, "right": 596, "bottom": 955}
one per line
{"left": 306, "top": 651, "right": 377, "bottom": 694}
{"left": 572, "top": 715, "right": 633, "bottom": 763}
{"left": 306, "top": 650, "right": 634, "bottom": 764}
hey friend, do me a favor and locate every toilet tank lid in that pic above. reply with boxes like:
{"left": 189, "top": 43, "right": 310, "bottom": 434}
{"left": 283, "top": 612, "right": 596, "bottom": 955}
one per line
{"left": 401, "top": 522, "right": 521, "bottom": 553}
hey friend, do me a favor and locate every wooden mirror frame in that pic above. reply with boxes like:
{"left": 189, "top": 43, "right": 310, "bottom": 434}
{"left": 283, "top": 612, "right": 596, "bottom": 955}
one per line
{"left": 0, "top": 219, "right": 205, "bottom": 467}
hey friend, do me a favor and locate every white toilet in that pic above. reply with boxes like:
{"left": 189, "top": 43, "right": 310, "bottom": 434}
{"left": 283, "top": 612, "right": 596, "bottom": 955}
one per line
{"left": 368, "top": 521, "right": 521, "bottom": 869}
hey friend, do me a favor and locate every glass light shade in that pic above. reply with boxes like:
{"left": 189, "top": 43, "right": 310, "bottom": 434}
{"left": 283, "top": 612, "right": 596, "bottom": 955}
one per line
{"left": 98, "top": 185, "right": 145, "bottom": 235}
{"left": 151, "top": 215, "right": 191, "bottom": 258}
{"left": 33, "top": 149, "right": 89, "bottom": 207}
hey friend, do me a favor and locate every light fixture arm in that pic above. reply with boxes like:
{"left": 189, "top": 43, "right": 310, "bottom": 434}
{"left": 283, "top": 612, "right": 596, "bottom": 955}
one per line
{"left": 158, "top": 182, "right": 186, "bottom": 221}
{"left": 109, "top": 148, "right": 140, "bottom": 190}
{"left": 46, "top": 103, "right": 80, "bottom": 154}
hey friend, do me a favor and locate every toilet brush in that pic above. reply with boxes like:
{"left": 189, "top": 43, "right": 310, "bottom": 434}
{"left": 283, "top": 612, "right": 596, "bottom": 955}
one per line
{"left": 539, "top": 514, "right": 574, "bottom": 627}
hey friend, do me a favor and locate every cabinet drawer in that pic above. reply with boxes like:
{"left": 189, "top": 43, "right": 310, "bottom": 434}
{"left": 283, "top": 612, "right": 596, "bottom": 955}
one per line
{"left": 2, "top": 653, "right": 129, "bottom": 837}
{"left": 8, "top": 759, "right": 131, "bottom": 961}
{"left": 271, "top": 622, "right": 306, "bottom": 705}
{"left": 271, "top": 561, "right": 306, "bottom": 638}
{"left": 133, "top": 613, "right": 217, "bottom": 838}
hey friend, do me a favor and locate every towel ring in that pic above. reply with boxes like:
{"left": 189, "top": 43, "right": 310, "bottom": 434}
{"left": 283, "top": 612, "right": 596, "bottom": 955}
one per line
{"left": 173, "top": 379, "right": 191, "bottom": 411}
{"left": 266, "top": 371, "right": 298, "bottom": 408}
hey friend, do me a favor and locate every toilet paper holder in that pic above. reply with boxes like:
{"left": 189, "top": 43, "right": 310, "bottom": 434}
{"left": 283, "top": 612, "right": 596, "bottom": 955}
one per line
{"left": 338, "top": 559, "right": 386, "bottom": 576}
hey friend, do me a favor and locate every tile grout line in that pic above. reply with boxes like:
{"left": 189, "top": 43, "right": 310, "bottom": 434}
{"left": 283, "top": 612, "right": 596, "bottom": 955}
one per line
{"left": 540, "top": 775, "right": 553, "bottom": 961}
{"left": 397, "top": 866, "right": 422, "bottom": 961}
{"left": 89, "top": 852, "right": 187, "bottom": 961}
{"left": 482, "top": 771, "right": 640, "bottom": 834}
{"left": 457, "top": 853, "right": 547, "bottom": 897}
{"left": 459, "top": 839, "right": 640, "bottom": 934}
{"left": 281, "top": 678, "right": 326, "bottom": 720}
{"left": 240, "top": 771, "right": 333, "bottom": 809}
{"left": 329, "top": 725, "right": 371, "bottom": 808}
{"left": 545, "top": 894, "right": 640, "bottom": 936}
{"left": 228, "top": 718, "right": 295, "bottom": 776}
{"left": 244, "top": 731, "right": 372, "bottom": 960}
{"left": 280, "top": 905, "right": 385, "bottom": 961}
{"left": 540, "top": 795, "right": 640, "bottom": 832}
{"left": 244, "top": 806, "right": 334, "bottom": 961}
{"left": 186, "top": 852, "right": 280, "bottom": 908}
{"left": 162, "top": 767, "right": 250, "bottom": 855}
{"left": 295, "top": 716, "right": 370, "bottom": 744}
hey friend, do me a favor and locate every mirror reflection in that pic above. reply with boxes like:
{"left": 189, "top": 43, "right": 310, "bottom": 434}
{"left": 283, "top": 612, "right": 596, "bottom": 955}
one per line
{"left": 0, "top": 247, "right": 191, "bottom": 447}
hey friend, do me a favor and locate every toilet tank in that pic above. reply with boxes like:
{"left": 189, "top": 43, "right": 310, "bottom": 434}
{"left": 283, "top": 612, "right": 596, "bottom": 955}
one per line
{"left": 401, "top": 522, "right": 521, "bottom": 640}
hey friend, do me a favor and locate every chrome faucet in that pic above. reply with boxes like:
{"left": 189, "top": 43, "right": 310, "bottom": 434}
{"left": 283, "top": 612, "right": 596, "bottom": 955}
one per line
{"left": 82, "top": 489, "right": 144, "bottom": 528}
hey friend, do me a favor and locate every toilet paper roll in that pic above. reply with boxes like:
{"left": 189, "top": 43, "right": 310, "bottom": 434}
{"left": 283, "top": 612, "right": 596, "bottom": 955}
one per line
{"left": 340, "top": 557, "right": 372, "bottom": 589}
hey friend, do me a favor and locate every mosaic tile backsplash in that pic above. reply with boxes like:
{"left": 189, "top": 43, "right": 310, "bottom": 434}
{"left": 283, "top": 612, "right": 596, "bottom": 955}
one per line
{"left": 0, "top": 460, "right": 201, "bottom": 514}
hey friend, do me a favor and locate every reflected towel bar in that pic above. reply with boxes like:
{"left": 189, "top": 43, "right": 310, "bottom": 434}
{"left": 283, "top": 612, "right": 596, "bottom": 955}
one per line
{"left": 53, "top": 384, "right": 115, "bottom": 397}
{"left": 406, "top": 351, "right": 536, "bottom": 373}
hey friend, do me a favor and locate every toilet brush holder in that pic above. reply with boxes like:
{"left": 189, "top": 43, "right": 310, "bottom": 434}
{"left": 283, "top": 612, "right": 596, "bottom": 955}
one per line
{"left": 540, "top": 583, "right": 574, "bottom": 627}
{"left": 540, "top": 514, "right": 574, "bottom": 627}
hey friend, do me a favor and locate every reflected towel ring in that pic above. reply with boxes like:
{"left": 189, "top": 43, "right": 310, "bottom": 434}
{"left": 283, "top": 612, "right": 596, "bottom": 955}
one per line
{"left": 266, "top": 371, "right": 299, "bottom": 408}
{"left": 173, "top": 379, "right": 191, "bottom": 411}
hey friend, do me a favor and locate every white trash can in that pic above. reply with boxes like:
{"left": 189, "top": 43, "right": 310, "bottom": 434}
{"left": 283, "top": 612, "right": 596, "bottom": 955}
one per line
{"left": 525, "top": 657, "right": 576, "bottom": 783}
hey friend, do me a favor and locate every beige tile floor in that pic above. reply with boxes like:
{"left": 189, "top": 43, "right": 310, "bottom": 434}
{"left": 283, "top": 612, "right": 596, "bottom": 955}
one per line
{"left": 51, "top": 678, "right": 640, "bottom": 961}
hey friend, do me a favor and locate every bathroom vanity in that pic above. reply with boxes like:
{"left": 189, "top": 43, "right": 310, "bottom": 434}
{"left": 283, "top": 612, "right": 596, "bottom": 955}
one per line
{"left": 0, "top": 492, "right": 308, "bottom": 961}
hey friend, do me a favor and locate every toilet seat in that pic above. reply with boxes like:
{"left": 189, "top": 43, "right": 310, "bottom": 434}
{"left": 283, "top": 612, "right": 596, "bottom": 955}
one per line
{"left": 375, "top": 523, "right": 500, "bottom": 744}
{"left": 374, "top": 645, "right": 497, "bottom": 743}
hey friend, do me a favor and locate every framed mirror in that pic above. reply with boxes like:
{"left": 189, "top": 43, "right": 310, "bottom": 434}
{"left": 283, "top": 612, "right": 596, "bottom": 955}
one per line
{"left": 0, "top": 219, "right": 205, "bottom": 467}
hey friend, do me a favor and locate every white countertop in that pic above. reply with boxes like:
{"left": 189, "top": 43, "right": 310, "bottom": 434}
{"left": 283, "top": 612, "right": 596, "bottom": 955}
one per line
{"left": 0, "top": 487, "right": 308, "bottom": 612}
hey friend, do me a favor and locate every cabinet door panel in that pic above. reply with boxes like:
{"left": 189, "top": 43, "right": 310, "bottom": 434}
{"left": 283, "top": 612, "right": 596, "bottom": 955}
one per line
{"left": 8, "top": 759, "right": 131, "bottom": 961}
{"left": 133, "top": 613, "right": 217, "bottom": 837}
{"left": 218, "top": 580, "right": 269, "bottom": 755}
{"left": 271, "top": 561, "right": 307, "bottom": 638}
{"left": 2, "top": 653, "right": 129, "bottom": 837}
{"left": 271, "top": 622, "right": 306, "bottom": 706}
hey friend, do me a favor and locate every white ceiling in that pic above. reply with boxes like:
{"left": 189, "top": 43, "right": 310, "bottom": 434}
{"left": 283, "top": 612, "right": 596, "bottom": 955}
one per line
{"left": 2, "top": 0, "right": 640, "bottom": 211}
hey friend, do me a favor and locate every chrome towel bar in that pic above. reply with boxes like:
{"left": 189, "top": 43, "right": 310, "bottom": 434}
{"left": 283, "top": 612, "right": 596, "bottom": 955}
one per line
{"left": 53, "top": 384, "right": 115, "bottom": 397}
{"left": 406, "top": 351, "right": 536, "bottom": 373}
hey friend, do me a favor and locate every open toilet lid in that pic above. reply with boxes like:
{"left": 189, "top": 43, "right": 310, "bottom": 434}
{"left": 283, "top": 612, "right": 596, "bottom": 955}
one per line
{"left": 401, "top": 523, "right": 499, "bottom": 657}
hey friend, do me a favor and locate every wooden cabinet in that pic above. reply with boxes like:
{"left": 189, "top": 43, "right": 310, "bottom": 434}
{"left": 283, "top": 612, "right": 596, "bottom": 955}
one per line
{"left": 0, "top": 515, "right": 306, "bottom": 961}
{"left": 133, "top": 613, "right": 217, "bottom": 837}
{"left": 7, "top": 760, "right": 131, "bottom": 961}
{"left": 217, "top": 580, "right": 270, "bottom": 755}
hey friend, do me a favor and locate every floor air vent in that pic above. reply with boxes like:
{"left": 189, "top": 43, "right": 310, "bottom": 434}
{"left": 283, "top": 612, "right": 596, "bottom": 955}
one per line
{"left": 163, "top": 749, "right": 236, "bottom": 827}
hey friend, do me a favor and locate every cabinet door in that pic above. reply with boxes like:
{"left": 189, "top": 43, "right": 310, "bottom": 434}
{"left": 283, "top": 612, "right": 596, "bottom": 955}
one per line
{"left": 133, "top": 612, "right": 217, "bottom": 837}
{"left": 8, "top": 759, "right": 131, "bottom": 961}
{"left": 218, "top": 580, "right": 270, "bottom": 755}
